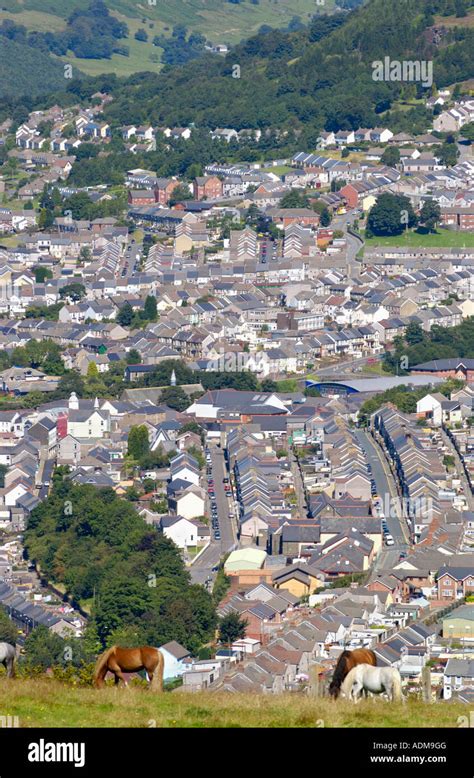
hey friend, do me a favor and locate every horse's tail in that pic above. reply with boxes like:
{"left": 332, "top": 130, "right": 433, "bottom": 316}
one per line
{"left": 150, "top": 649, "right": 164, "bottom": 692}
{"left": 391, "top": 670, "right": 403, "bottom": 702}
{"left": 93, "top": 646, "right": 116, "bottom": 688}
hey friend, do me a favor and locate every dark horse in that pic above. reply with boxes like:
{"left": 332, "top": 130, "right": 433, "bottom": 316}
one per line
{"left": 329, "top": 648, "right": 377, "bottom": 698}
{"left": 94, "top": 646, "right": 164, "bottom": 691}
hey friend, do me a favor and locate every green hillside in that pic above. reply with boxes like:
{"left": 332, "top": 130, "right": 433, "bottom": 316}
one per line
{"left": 0, "top": 36, "right": 70, "bottom": 98}
{"left": 1, "top": 678, "right": 468, "bottom": 727}
{"left": 1, "top": 0, "right": 339, "bottom": 47}
{"left": 96, "top": 0, "right": 474, "bottom": 133}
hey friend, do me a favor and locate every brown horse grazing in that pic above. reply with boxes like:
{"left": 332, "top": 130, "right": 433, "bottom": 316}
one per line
{"left": 329, "top": 648, "right": 377, "bottom": 699}
{"left": 94, "top": 646, "right": 164, "bottom": 691}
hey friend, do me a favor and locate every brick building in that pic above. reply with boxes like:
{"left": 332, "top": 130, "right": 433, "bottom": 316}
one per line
{"left": 193, "top": 176, "right": 223, "bottom": 200}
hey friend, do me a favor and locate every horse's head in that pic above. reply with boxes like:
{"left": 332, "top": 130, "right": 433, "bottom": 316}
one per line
{"left": 328, "top": 681, "right": 340, "bottom": 699}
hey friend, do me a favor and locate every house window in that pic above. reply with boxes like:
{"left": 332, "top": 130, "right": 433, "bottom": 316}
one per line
{"left": 442, "top": 590, "right": 453, "bottom": 597}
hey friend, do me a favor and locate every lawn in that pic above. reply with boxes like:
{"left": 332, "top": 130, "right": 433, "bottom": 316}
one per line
{"left": 267, "top": 165, "right": 293, "bottom": 176}
{"left": 0, "top": 678, "right": 468, "bottom": 728}
{"left": 363, "top": 229, "right": 474, "bottom": 248}
{"left": 56, "top": 13, "right": 166, "bottom": 78}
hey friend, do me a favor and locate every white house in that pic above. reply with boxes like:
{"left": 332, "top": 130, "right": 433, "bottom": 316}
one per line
{"left": 169, "top": 453, "right": 200, "bottom": 486}
{"left": 159, "top": 640, "right": 191, "bottom": 680}
{"left": 160, "top": 515, "right": 200, "bottom": 548}
{"left": 169, "top": 485, "right": 206, "bottom": 521}
{"left": 416, "top": 392, "right": 445, "bottom": 426}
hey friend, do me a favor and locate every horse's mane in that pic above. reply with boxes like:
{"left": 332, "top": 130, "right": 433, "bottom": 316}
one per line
{"left": 93, "top": 645, "right": 116, "bottom": 682}
{"left": 329, "top": 650, "right": 350, "bottom": 690}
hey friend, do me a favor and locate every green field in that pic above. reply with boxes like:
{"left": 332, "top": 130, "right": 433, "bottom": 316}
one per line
{"left": 57, "top": 13, "right": 166, "bottom": 78}
{"left": 1, "top": 0, "right": 336, "bottom": 48}
{"left": 0, "top": 678, "right": 468, "bottom": 728}
{"left": 363, "top": 229, "right": 474, "bottom": 249}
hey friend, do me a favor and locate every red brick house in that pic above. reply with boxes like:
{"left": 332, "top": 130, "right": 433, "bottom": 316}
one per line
{"left": 128, "top": 189, "right": 156, "bottom": 207}
{"left": 339, "top": 183, "right": 360, "bottom": 208}
{"left": 193, "top": 176, "right": 223, "bottom": 200}
{"left": 437, "top": 566, "right": 474, "bottom": 601}
{"left": 366, "top": 574, "right": 403, "bottom": 602}
{"left": 440, "top": 208, "right": 474, "bottom": 231}
{"left": 269, "top": 208, "right": 320, "bottom": 229}
{"left": 155, "top": 178, "right": 181, "bottom": 205}
{"left": 410, "top": 359, "right": 474, "bottom": 383}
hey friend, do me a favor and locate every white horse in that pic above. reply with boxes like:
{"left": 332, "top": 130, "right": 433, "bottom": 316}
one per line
{"left": 341, "top": 663, "right": 403, "bottom": 703}
{"left": 0, "top": 642, "right": 19, "bottom": 678}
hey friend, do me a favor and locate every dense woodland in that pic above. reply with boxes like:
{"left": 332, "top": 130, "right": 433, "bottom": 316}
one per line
{"left": 25, "top": 476, "right": 217, "bottom": 652}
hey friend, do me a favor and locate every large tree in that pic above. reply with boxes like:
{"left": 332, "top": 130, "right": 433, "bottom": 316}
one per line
{"left": 117, "top": 301, "right": 134, "bottom": 327}
{"left": 366, "top": 193, "right": 417, "bottom": 237}
{"left": 0, "top": 609, "right": 18, "bottom": 644}
{"left": 419, "top": 200, "right": 441, "bottom": 233}
{"left": 127, "top": 425, "right": 150, "bottom": 460}
{"left": 219, "top": 612, "right": 248, "bottom": 644}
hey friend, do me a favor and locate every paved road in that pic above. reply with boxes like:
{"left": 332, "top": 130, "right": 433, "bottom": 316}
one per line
{"left": 331, "top": 208, "right": 364, "bottom": 270}
{"left": 189, "top": 446, "right": 237, "bottom": 586}
{"left": 353, "top": 429, "right": 409, "bottom": 572}
{"left": 210, "top": 446, "right": 236, "bottom": 552}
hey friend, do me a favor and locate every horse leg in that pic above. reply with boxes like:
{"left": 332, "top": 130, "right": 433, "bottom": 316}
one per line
{"left": 7, "top": 658, "right": 15, "bottom": 679}
{"left": 352, "top": 681, "right": 363, "bottom": 704}
{"left": 148, "top": 665, "right": 162, "bottom": 692}
{"left": 109, "top": 661, "right": 128, "bottom": 687}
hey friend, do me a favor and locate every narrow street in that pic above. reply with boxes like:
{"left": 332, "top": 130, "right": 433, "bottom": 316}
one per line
{"left": 353, "top": 428, "right": 409, "bottom": 574}
{"left": 189, "top": 444, "right": 237, "bottom": 587}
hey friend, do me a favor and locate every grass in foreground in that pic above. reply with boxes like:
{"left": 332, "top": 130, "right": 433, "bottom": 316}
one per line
{"left": 0, "top": 679, "right": 468, "bottom": 728}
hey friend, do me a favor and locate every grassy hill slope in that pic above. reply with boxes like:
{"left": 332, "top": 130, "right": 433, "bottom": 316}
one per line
{"left": 1, "top": 0, "right": 339, "bottom": 46}
{"left": 1, "top": 678, "right": 467, "bottom": 727}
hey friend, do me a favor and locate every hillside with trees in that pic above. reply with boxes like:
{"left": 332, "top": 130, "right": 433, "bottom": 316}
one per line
{"left": 96, "top": 0, "right": 474, "bottom": 133}
{"left": 0, "top": 36, "right": 69, "bottom": 98}
{"left": 24, "top": 476, "right": 217, "bottom": 652}
{"left": 2, "top": 1, "right": 474, "bottom": 125}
